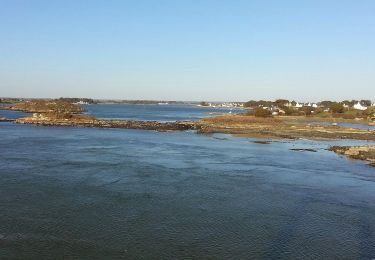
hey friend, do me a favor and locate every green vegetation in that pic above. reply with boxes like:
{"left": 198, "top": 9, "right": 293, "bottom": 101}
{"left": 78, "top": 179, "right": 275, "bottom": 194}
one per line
{"left": 315, "top": 112, "right": 331, "bottom": 118}
{"left": 244, "top": 100, "right": 273, "bottom": 108}
{"left": 342, "top": 110, "right": 357, "bottom": 119}
{"left": 299, "top": 106, "right": 314, "bottom": 116}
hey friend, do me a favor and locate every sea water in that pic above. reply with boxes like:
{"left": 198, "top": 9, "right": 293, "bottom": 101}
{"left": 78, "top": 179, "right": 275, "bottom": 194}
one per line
{"left": 0, "top": 105, "right": 374, "bottom": 259}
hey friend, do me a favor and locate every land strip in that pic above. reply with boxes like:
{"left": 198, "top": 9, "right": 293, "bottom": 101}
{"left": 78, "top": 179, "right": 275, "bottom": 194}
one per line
{"left": 196, "top": 115, "right": 375, "bottom": 141}
{"left": 15, "top": 113, "right": 195, "bottom": 131}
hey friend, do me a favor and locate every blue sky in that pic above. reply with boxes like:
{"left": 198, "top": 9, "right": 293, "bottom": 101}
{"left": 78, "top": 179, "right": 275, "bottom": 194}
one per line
{"left": 0, "top": 0, "right": 374, "bottom": 101}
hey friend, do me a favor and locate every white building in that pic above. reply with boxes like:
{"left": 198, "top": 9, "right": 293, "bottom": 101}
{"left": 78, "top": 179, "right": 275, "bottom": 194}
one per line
{"left": 353, "top": 102, "right": 367, "bottom": 111}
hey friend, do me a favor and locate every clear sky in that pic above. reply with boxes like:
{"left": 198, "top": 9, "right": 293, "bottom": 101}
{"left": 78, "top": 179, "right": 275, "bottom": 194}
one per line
{"left": 0, "top": 0, "right": 374, "bottom": 101}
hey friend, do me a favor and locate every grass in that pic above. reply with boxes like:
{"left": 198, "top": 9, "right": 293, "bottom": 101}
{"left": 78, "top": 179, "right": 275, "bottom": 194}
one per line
{"left": 315, "top": 111, "right": 331, "bottom": 118}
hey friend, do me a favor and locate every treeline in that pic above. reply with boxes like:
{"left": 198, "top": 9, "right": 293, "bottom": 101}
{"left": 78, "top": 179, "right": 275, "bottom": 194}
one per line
{"left": 56, "top": 97, "right": 97, "bottom": 104}
{"left": 319, "top": 100, "right": 372, "bottom": 107}
{"left": 0, "top": 98, "right": 25, "bottom": 104}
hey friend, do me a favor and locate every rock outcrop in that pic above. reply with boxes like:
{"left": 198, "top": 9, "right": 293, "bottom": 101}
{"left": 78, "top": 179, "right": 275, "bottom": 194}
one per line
{"left": 329, "top": 146, "right": 375, "bottom": 166}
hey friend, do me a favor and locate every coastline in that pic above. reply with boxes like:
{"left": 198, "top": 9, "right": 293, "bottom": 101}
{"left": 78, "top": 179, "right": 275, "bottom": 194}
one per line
{"left": 329, "top": 146, "right": 375, "bottom": 167}
{"left": 3, "top": 101, "right": 375, "bottom": 166}
{"left": 14, "top": 113, "right": 375, "bottom": 141}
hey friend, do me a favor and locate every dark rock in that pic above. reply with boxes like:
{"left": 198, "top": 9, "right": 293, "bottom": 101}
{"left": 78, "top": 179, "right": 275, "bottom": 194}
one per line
{"left": 253, "top": 140, "right": 272, "bottom": 144}
{"left": 290, "top": 148, "right": 317, "bottom": 152}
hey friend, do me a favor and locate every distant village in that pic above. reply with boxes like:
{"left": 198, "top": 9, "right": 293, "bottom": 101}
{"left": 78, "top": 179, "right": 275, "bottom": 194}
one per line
{"left": 199, "top": 99, "right": 375, "bottom": 121}
{"left": 198, "top": 99, "right": 373, "bottom": 110}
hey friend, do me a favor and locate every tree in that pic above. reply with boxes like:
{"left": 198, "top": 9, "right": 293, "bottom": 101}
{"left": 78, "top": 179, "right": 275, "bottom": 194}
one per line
{"left": 330, "top": 102, "right": 344, "bottom": 113}
{"left": 360, "top": 100, "right": 371, "bottom": 107}
{"left": 244, "top": 100, "right": 258, "bottom": 107}
{"left": 319, "top": 101, "right": 334, "bottom": 108}
{"left": 274, "top": 99, "right": 289, "bottom": 107}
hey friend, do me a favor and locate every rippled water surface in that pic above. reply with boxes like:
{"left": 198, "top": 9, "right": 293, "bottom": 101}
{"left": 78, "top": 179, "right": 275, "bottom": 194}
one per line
{"left": 84, "top": 103, "right": 242, "bottom": 121}
{"left": 0, "top": 106, "right": 375, "bottom": 259}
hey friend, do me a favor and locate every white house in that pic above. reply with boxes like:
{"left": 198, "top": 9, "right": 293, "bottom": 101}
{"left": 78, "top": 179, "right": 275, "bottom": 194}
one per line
{"left": 353, "top": 102, "right": 367, "bottom": 111}
{"left": 295, "top": 102, "right": 303, "bottom": 108}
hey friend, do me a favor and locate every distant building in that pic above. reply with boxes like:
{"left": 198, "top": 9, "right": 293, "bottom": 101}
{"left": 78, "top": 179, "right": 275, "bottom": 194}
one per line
{"left": 353, "top": 102, "right": 367, "bottom": 111}
{"left": 74, "top": 101, "right": 89, "bottom": 105}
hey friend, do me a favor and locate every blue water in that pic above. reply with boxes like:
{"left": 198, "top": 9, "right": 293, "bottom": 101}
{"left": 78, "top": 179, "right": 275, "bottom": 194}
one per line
{"left": 307, "top": 121, "right": 375, "bottom": 131}
{"left": 1, "top": 106, "right": 375, "bottom": 259}
{"left": 0, "top": 109, "right": 28, "bottom": 119}
{"left": 84, "top": 103, "right": 243, "bottom": 122}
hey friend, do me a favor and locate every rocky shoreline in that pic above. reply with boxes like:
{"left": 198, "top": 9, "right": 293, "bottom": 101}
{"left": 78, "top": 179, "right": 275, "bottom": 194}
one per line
{"left": 329, "top": 146, "right": 375, "bottom": 167}
{"left": 12, "top": 112, "right": 375, "bottom": 140}
{"left": 15, "top": 113, "right": 196, "bottom": 131}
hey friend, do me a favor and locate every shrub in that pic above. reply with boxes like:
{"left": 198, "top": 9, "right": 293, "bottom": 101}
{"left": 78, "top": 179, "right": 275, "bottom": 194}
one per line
{"left": 342, "top": 114, "right": 356, "bottom": 119}
{"left": 316, "top": 112, "right": 331, "bottom": 118}
{"left": 298, "top": 106, "right": 315, "bottom": 116}
{"left": 254, "top": 108, "right": 272, "bottom": 117}
{"left": 282, "top": 107, "right": 295, "bottom": 116}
